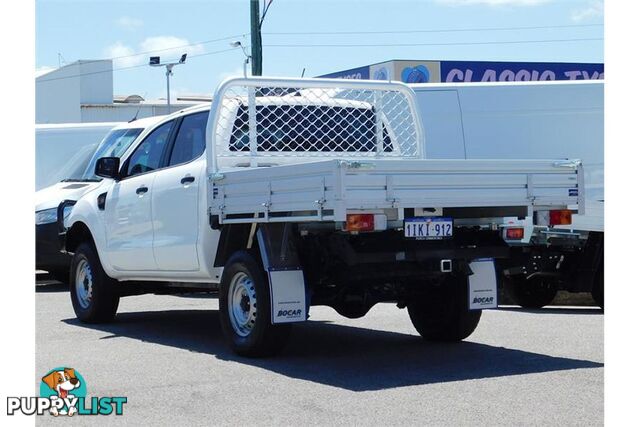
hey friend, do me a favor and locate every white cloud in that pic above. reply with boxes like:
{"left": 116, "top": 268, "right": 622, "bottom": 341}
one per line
{"left": 104, "top": 36, "right": 205, "bottom": 68}
{"left": 115, "top": 16, "right": 144, "bottom": 31}
{"left": 139, "top": 36, "right": 205, "bottom": 59}
{"left": 104, "top": 41, "right": 138, "bottom": 67}
{"left": 436, "top": 0, "right": 550, "bottom": 5}
{"left": 571, "top": 0, "right": 603, "bottom": 22}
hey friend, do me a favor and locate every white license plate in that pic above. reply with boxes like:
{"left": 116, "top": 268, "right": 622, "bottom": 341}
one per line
{"left": 404, "top": 217, "right": 453, "bottom": 239}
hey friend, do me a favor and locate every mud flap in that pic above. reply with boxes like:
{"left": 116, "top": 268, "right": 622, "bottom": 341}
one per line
{"left": 256, "top": 224, "right": 308, "bottom": 324}
{"left": 468, "top": 258, "right": 498, "bottom": 310}
{"left": 267, "top": 270, "right": 306, "bottom": 324}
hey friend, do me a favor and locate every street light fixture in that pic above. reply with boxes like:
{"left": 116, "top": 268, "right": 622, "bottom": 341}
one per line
{"left": 149, "top": 53, "right": 187, "bottom": 113}
{"left": 230, "top": 41, "right": 251, "bottom": 77}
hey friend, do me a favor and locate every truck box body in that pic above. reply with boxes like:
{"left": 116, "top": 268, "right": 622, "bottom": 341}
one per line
{"left": 211, "top": 158, "right": 583, "bottom": 225}
{"left": 207, "top": 78, "right": 582, "bottom": 227}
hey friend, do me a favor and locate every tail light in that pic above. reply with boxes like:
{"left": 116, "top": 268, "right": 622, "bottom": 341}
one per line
{"left": 346, "top": 214, "right": 374, "bottom": 232}
{"left": 549, "top": 209, "right": 572, "bottom": 225}
{"left": 535, "top": 209, "right": 573, "bottom": 226}
{"left": 505, "top": 227, "right": 525, "bottom": 240}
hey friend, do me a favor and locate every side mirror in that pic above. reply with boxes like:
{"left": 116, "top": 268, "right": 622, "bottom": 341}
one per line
{"left": 95, "top": 157, "right": 120, "bottom": 179}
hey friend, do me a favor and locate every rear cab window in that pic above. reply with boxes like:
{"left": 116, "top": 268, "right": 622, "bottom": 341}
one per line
{"left": 229, "top": 105, "right": 392, "bottom": 153}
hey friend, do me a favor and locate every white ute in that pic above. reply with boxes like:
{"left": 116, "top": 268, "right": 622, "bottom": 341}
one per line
{"left": 62, "top": 77, "right": 584, "bottom": 356}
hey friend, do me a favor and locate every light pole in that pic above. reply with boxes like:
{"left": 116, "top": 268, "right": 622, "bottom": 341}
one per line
{"left": 250, "top": 0, "right": 275, "bottom": 76}
{"left": 230, "top": 41, "right": 251, "bottom": 77}
{"left": 250, "top": 0, "right": 262, "bottom": 76}
{"left": 149, "top": 53, "right": 187, "bottom": 113}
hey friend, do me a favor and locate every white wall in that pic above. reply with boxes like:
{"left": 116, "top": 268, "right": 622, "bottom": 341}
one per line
{"left": 78, "top": 61, "right": 113, "bottom": 104}
{"left": 36, "top": 60, "right": 113, "bottom": 124}
{"left": 36, "top": 65, "right": 81, "bottom": 123}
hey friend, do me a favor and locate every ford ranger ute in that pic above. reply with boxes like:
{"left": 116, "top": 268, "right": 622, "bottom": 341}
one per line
{"left": 60, "top": 77, "right": 584, "bottom": 356}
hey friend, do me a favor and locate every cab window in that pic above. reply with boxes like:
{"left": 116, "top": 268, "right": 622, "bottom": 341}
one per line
{"left": 126, "top": 120, "right": 174, "bottom": 177}
{"left": 168, "top": 111, "right": 208, "bottom": 166}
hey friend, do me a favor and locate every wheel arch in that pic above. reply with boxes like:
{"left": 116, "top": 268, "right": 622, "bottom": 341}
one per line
{"left": 213, "top": 224, "right": 255, "bottom": 268}
{"left": 65, "top": 221, "right": 96, "bottom": 254}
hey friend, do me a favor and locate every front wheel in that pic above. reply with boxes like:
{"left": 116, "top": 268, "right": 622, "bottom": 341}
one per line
{"left": 69, "top": 243, "right": 120, "bottom": 323}
{"left": 407, "top": 276, "right": 481, "bottom": 342}
{"left": 219, "top": 251, "right": 291, "bottom": 357}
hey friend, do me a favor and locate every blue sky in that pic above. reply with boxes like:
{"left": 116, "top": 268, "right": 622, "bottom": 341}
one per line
{"left": 36, "top": 0, "right": 604, "bottom": 99}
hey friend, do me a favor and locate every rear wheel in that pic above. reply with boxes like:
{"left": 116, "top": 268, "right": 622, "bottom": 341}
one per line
{"left": 407, "top": 276, "right": 481, "bottom": 342}
{"left": 504, "top": 276, "right": 557, "bottom": 309}
{"left": 219, "top": 251, "right": 291, "bottom": 357}
{"left": 69, "top": 243, "right": 120, "bottom": 323}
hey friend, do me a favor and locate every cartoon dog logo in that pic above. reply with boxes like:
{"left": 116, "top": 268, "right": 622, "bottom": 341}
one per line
{"left": 41, "top": 368, "right": 81, "bottom": 416}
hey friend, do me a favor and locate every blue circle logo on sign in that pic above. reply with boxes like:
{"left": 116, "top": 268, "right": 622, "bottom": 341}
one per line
{"left": 373, "top": 67, "right": 389, "bottom": 80}
{"left": 401, "top": 65, "right": 430, "bottom": 83}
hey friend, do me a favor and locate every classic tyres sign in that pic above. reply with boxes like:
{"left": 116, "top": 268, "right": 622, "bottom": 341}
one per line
{"left": 441, "top": 60, "right": 603, "bottom": 83}
{"left": 321, "top": 60, "right": 603, "bottom": 83}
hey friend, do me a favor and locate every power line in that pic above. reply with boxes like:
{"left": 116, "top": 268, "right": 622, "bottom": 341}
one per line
{"left": 40, "top": 22, "right": 602, "bottom": 74}
{"left": 263, "top": 23, "right": 604, "bottom": 36}
{"left": 36, "top": 48, "right": 238, "bottom": 83}
{"left": 36, "top": 33, "right": 603, "bottom": 84}
{"left": 106, "top": 33, "right": 248, "bottom": 61}
{"left": 265, "top": 37, "right": 604, "bottom": 48}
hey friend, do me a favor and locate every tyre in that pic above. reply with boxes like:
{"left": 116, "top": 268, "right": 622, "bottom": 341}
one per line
{"left": 219, "top": 251, "right": 291, "bottom": 357}
{"left": 69, "top": 243, "right": 120, "bottom": 323}
{"left": 407, "top": 276, "right": 482, "bottom": 342}
{"left": 503, "top": 276, "right": 557, "bottom": 309}
{"left": 591, "top": 266, "right": 604, "bottom": 310}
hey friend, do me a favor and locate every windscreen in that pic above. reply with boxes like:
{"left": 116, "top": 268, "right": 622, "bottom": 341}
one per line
{"left": 69, "top": 127, "right": 143, "bottom": 180}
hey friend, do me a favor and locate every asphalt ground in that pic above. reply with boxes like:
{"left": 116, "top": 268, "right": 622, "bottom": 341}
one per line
{"left": 35, "top": 280, "right": 603, "bottom": 426}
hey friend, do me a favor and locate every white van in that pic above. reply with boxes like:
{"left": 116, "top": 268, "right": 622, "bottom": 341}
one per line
{"left": 36, "top": 122, "right": 122, "bottom": 191}
{"left": 36, "top": 116, "right": 166, "bottom": 280}
{"left": 411, "top": 80, "right": 604, "bottom": 307}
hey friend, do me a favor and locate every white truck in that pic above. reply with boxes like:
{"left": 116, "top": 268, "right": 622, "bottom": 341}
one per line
{"left": 61, "top": 77, "right": 584, "bottom": 356}
{"left": 411, "top": 81, "right": 603, "bottom": 308}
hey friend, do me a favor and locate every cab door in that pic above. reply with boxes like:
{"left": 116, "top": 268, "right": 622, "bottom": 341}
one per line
{"left": 152, "top": 111, "right": 208, "bottom": 271}
{"left": 104, "top": 120, "right": 176, "bottom": 271}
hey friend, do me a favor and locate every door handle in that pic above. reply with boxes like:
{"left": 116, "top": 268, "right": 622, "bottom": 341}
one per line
{"left": 181, "top": 176, "right": 195, "bottom": 185}
{"left": 136, "top": 186, "right": 148, "bottom": 195}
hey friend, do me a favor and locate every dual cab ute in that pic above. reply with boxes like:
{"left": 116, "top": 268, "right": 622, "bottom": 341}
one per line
{"left": 61, "top": 77, "right": 584, "bottom": 356}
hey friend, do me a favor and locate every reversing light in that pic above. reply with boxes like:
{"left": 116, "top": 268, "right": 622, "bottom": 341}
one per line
{"left": 346, "top": 214, "right": 374, "bottom": 232}
{"left": 505, "top": 227, "right": 525, "bottom": 240}
{"left": 549, "top": 209, "right": 572, "bottom": 226}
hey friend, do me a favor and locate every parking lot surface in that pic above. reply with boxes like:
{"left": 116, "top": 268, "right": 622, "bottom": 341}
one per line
{"left": 36, "top": 281, "right": 603, "bottom": 426}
